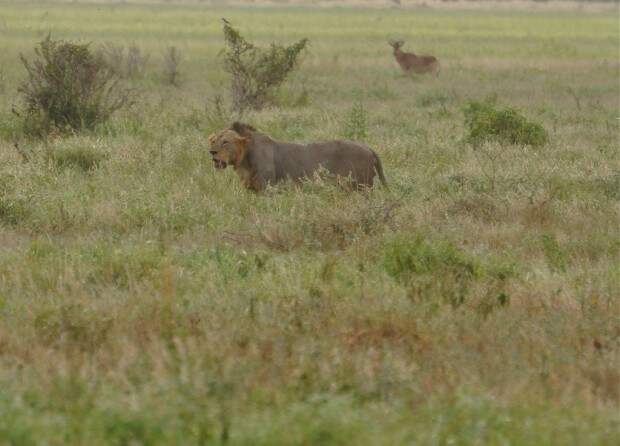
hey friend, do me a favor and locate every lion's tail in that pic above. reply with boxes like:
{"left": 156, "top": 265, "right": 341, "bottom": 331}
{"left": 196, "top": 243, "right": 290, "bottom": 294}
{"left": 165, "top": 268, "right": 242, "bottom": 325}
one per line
{"left": 372, "top": 151, "right": 389, "bottom": 190}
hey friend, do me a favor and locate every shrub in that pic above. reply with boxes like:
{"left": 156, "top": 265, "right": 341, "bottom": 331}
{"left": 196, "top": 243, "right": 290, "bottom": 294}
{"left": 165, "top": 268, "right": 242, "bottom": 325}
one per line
{"left": 126, "top": 45, "right": 149, "bottom": 79}
{"left": 99, "top": 43, "right": 149, "bottom": 79}
{"left": 99, "top": 42, "right": 125, "bottom": 74}
{"left": 343, "top": 102, "right": 368, "bottom": 141}
{"left": 221, "top": 18, "right": 308, "bottom": 112}
{"left": 463, "top": 98, "right": 548, "bottom": 148}
{"left": 384, "top": 235, "right": 481, "bottom": 284}
{"left": 16, "top": 35, "right": 132, "bottom": 137}
{"left": 384, "top": 234, "right": 516, "bottom": 309}
{"left": 162, "top": 46, "right": 181, "bottom": 86}
{"left": 384, "top": 235, "right": 481, "bottom": 308}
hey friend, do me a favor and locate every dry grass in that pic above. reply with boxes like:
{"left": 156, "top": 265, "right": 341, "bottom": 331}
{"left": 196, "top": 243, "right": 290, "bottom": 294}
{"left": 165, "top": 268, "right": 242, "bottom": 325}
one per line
{"left": 0, "top": 1, "right": 618, "bottom": 444}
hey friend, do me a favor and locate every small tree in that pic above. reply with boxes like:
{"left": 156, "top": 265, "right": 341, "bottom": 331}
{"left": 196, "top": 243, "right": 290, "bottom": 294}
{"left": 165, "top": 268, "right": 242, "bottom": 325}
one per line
{"left": 221, "top": 19, "right": 308, "bottom": 112}
{"left": 17, "top": 35, "right": 132, "bottom": 137}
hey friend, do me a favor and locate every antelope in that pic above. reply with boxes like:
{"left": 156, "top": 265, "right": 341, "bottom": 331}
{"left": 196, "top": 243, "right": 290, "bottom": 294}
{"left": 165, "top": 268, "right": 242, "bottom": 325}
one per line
{"left": 389, "top": 39, "right": 440, "bottom": 78}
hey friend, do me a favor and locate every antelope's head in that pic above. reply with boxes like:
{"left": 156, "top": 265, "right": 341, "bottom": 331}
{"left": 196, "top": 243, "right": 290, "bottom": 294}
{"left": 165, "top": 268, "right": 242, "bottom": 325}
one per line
{"left": 388, "top": 39, "right": 405, "bottom": 52}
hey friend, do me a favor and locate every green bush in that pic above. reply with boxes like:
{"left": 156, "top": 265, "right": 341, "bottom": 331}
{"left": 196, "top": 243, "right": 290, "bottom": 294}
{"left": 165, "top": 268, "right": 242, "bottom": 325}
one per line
{"left": 384, "top": 234, "right": 516, "bottom": 309}
{"left": 463, "top": 98, "right": 548, "bottom": 148}
{"left": 16, "top": 35, "right": 132, "bottom": 137}
{"left": 343, "top": 101, "right": 368, "bottom": 141}
{"left": 222, "top": 19, "right": 308, "bottom": 112}
{"left": 384, "top": 235, "right": 481, "bottom": 284}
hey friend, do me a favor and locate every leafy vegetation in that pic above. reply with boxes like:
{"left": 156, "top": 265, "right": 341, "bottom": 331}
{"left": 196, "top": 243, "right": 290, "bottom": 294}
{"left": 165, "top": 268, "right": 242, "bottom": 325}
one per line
{"left": 463, "top": 98, "right": 549, "bottom": 148}
{"left": 16, "top": 35, "right": 132, "bottom": 137}
{"left": 222, "top": 18, "right": 308, "bottom": 112}
{"left": 343, "top": 101, "right": 368, "bottom": 141}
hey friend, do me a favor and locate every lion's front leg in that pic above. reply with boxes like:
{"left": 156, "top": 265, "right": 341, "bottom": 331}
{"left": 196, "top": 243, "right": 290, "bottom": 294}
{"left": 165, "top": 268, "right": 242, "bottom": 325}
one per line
{"left": 235, "top": 167, "right": 257, "bottom": 191}
{"left": 239, "top": 170, "right": 264, "bottom": 192}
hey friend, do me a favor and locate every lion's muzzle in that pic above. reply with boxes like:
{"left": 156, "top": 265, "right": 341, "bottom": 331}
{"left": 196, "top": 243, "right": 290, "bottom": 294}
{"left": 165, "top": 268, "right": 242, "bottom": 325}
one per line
{"left": 212, "top": 159, "right": 227, "bottom": 169}
{"left": 210, "top": 151, "right": 228, "bottom": 169}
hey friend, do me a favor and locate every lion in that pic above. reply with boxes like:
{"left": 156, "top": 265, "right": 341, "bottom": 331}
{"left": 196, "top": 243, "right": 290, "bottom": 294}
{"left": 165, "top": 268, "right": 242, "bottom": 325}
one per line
{"left": 207, "top": 122, "right": 388, "bottom": 192}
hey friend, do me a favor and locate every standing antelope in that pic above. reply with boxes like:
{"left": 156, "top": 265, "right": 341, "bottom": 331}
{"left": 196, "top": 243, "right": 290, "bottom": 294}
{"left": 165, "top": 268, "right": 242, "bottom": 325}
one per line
{"left": 389, "top": 39, "right": 440, "bottom": 78}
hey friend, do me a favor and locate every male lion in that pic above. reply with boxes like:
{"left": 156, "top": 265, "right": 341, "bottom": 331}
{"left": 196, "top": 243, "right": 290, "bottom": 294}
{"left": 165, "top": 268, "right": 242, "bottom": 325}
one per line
{"left": 208, "top": 122, "right": 388, "bottom": 192}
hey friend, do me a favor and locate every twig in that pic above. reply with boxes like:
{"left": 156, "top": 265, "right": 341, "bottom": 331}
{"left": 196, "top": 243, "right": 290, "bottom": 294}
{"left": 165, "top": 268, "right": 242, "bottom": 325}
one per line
{"left": 566, "top": 87, "right": 581, "bottom": 112}
{"left": 13, "top": 141, "right": 30, "bottom": 163}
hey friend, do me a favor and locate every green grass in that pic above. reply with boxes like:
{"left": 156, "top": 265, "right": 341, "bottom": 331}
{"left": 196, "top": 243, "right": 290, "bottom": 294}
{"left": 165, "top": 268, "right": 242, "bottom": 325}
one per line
{"left": 0, "top": 1, "right": 619, "bottom": 444}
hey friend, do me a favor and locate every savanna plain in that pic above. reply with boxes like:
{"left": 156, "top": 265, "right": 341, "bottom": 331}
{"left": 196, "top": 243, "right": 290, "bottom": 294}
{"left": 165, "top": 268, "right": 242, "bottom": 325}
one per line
{"left": 0, "top": 1, "right": 619, "bottom": 444}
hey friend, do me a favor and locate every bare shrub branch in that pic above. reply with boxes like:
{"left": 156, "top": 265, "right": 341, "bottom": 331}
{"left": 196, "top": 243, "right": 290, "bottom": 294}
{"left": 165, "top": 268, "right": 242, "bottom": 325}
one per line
{"left": 99, "top": 43, "right": 149, "bottom": 79}
{"left": 162, "top": 46, "right": 181, "bottom": 86}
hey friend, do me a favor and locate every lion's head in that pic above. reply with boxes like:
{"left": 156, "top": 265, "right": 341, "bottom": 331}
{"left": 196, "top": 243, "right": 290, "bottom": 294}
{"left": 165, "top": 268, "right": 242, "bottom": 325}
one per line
{"left": 207, "top": 122, "right": 256, "bottom": 169}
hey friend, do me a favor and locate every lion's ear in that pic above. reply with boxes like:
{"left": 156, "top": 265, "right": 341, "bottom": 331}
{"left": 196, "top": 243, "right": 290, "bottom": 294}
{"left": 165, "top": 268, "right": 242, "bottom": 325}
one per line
{"left": 231, "top": 122, "right": 243, "bottom": 134}
{"left": 207, "top": 133, "right": 216, "bottom": 145}
{"left": 234, "top": 135, "right": 249, "bottom": 148}
{"left": 232, "top": 122, "right": 256, "bottom": 137}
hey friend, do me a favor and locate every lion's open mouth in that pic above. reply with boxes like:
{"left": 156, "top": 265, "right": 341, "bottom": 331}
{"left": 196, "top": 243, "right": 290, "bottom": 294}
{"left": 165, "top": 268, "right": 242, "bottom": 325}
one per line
{"left": 212, "top": 159, "right": 227, "bottom": 169}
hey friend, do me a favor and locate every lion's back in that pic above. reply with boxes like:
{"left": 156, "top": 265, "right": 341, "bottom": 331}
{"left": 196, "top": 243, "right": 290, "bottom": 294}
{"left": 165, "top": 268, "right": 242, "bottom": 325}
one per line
{"left": 290, "top": 140, "right": 377, "bottom": 184}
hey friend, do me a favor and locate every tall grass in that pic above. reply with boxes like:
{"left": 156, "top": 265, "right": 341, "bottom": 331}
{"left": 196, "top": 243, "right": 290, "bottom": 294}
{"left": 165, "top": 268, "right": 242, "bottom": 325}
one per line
{"left": 0, "top": 2, "right": 618, "bottom": 444}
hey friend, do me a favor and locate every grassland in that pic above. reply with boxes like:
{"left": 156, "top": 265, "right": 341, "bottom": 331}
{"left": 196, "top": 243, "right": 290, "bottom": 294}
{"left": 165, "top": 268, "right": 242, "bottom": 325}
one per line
{"left": 0, "top": 1, "right": 619, "bottom": 444}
